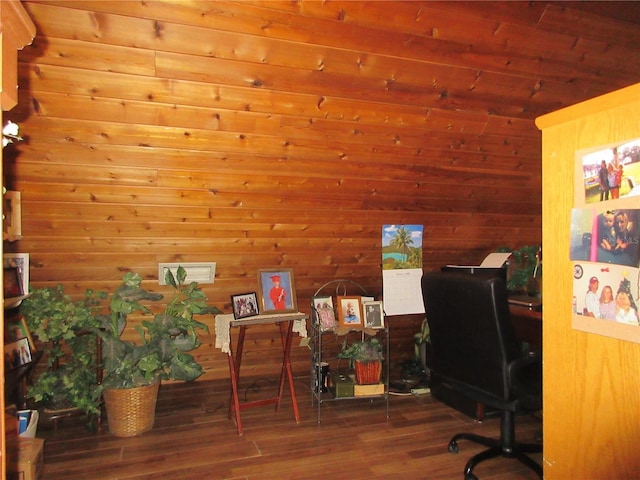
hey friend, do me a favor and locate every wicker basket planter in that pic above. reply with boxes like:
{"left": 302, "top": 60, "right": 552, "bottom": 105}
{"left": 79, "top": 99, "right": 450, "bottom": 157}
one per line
{"left": 354, "top": 360, "right": 382, "bottom": 385}
{"left": 103, "top": 381, "right": 159, "bottom": 437}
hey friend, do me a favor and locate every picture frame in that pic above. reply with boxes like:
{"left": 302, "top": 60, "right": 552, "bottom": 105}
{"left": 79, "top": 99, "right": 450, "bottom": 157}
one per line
{"left": 257, "top": 268, "right": 297, "bottom": 314}
{"left": 337, "top": 296, "right": 363, "bottom": 327}
{"left": 363, "top": 301, "right": 385, "bottom": 329}
{"left": 3, "top": 267, "right": 23, "bottom": 298}
{"left": 2, "top": 190, "right": 22, "bottom": 241}
{"left": 4, "top": 314, "right": 36, "bottom": 353}
{"left": 5, "top": 337, "right": 32, "bottom": 370}
{"left": 3, "top": 253, "right": 29, "bottom": 297}
{"left": 312, "top": 295, "right": 337, "bottom": 331}
{"left": 231, "top": 292, "right": 259, "bottom": 320}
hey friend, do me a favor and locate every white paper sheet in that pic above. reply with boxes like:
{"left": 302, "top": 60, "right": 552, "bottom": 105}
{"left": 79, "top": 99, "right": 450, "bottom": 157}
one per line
{"left": 382, "top": 268, "right": 425, "bottom": 316}
{"left": 446, "top": 252, "right": 511, "bottom": 269}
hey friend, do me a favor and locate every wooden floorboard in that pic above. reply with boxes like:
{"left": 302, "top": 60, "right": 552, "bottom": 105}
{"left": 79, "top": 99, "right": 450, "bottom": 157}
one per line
{"left": 36, "top": 375, "right": 542, "bottom": 479}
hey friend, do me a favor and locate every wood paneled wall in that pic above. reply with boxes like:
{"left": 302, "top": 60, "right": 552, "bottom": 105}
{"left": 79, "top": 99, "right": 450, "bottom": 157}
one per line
{"left": 3, "top": 1, "right": 639, "bottom": 380}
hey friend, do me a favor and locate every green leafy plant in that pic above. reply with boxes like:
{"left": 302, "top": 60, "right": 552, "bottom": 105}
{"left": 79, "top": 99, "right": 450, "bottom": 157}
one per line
{"left": 337, "top": 337, "right": 384, "bottom": 370}
{"left": 413, "top": 317, "right": 430, "bottom": 360}
{"left": 21, "top": 285, "right": 106, "bottom": 416}
{"left": 97, "top": 267, "right": 222, "bottom": 390}
{"left": 497, "top": 245, "right": 541, "bottom": 294}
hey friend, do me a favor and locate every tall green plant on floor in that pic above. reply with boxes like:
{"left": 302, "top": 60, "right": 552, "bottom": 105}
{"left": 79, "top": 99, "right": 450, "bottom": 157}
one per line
{"left": 97, "top": 267, "right": 222, "bottom": 390}
{"left": 21, "top": 285, "right": 106, "bottom": 417}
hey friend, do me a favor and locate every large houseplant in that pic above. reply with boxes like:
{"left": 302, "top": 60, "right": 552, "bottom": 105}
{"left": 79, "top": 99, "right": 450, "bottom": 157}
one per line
{"left": 97, "top": 267, "right": 221, "bottom": 436}
{"left": 337, "top": 336, "right": 384, "bottom": 385}
{"left": 21, "top": 285, "right": 106, "bottom": 425}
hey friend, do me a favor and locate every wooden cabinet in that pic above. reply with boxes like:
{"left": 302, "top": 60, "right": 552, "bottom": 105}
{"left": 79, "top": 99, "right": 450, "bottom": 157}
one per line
{"left": 536, "top": 83, "right": 640, "bottom": 479}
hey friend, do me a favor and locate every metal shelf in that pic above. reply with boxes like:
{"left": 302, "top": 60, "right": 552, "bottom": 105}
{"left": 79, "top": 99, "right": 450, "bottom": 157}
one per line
{"left": 309, "top": 279, "right": 389, "bottom": 424}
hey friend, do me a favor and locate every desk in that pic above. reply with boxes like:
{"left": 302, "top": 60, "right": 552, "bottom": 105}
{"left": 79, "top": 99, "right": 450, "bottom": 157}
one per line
{"left": 215, "top": 312, "right": 308, "bottom": 435}
{"left": 509, "top": 304, "right": 542, "bottom": 349}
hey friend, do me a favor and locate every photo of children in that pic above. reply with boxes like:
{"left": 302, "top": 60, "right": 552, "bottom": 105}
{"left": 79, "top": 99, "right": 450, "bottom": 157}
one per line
{"left": 570, "top": 208, "right": 640, "bottom": 268}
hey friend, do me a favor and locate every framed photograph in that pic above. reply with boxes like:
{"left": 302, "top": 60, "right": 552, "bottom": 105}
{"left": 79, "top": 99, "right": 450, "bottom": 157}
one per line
{"left": 3, "top": 253, "right": 29, "bottom": 296}
{"left": 364, "top": 301, "right": 384, "bottom": 329}
{"left": 3, "top": 190, "right": 22, "bottom": 241}
{"left": 4, "top": 314, "right": 36, "bottom": 353}
{"left": 4, "top": 267, "right": 23, "bottom": 298}
{"left": 312, "top": 295, "right": 337, "bottom": 331}
{"left": 5, "top": 337, "right": 32, "bottom": 370}
{"left": 257, "top": 268, "right": 297, "bottom": 314}
{"left": 231, "top": 292, "right": 259, "bottom": 320}
{"left": 337, "top": 296, "right": 363, "bottom": 327}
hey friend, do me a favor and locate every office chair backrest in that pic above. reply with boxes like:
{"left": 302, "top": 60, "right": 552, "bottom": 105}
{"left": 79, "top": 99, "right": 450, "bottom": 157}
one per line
{"left": 421, "top": 271, "right": 521, "bottom": 402}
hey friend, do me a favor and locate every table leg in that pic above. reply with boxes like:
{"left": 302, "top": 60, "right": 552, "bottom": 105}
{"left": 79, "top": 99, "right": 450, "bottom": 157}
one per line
{"left": 276, "top": 321, "right": 300, "bottom": 423}
{"left": 228, "top": 325, "right": 247, "bottom": 435}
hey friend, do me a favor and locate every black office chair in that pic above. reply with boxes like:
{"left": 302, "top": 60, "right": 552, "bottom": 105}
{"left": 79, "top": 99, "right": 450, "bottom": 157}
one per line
{"left": 421, "top": 271, "right": 542, "bottom": 480}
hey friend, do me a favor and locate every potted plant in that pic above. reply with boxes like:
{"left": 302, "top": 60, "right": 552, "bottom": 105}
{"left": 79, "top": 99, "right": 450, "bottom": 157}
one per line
{"left": 413, "top": 316, "right": 430, "bottom": 373}
{"left": 498, "top": 245, "right": 542, "bottom": 296}
{"left": 21, "top": 285, "right": 106, "bottom": 427}
{"left": 337, "top": 336, "right": 384, "bottom": 385}
{"left": 96, "top": 267, "right": 221, "bottom": 437}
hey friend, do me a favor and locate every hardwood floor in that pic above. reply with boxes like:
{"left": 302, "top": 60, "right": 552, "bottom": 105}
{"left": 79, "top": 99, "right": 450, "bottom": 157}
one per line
{"left": 37, "top": 375, "right": 542, "bottom": 479}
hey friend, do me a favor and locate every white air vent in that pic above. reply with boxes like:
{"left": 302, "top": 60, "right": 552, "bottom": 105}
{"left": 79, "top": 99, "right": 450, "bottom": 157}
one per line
{"left": 158, "top": 262, "right": 216, "bottom": 285}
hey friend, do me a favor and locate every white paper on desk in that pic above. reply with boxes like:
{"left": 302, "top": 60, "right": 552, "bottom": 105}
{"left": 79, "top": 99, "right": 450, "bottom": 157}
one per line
{"left": 446, "top": 252, "right": 511, "bottom": 269}
{"left": 480, "top": 252, "right": 511, "bottom": 267}
{"left": 382, "top": 268, "right": 425, "bottom": 316}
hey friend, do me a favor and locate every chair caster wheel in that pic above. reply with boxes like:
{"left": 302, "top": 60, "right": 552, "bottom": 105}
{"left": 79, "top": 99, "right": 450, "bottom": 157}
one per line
{"left": 464, "top": 473, "right": 478, "bottom": 480}
{"left": 448, "top": 441, "right": 459, "bottom": 453}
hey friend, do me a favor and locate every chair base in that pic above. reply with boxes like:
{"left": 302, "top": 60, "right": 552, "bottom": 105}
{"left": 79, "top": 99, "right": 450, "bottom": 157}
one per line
{"left": 449, "top": 432, "right": 542, "bottom": 480}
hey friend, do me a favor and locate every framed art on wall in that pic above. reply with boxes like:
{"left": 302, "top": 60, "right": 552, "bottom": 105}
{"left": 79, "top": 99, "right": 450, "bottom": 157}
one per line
{"left": 231, "top": 292, "right": 259, "bottom": 320}
{"left": 257, "top": 268, "right": 297, "bottom": 314}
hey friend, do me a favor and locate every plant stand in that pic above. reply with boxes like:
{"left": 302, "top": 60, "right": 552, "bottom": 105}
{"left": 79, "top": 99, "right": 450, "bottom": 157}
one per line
{"left": 310, "top": 279, "right": 389, "bottom": 424}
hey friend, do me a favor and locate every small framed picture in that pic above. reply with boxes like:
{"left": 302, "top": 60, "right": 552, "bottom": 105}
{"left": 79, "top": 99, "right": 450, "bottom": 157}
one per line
{"left": 4, "top": 314, "right": 36, "bottom": 353}
{"left": 312, "top": 296, "right": 337, "bottom": 331}
{"left": 5, "top": 337, "right": 32, "bottom": 370}
{"left": 3, "top": 253, "right": 29, "bottom": 296}
{"left": 231, "top": 292, "right": 260, "bottom": 319}
{"left": 337, "top": 296, "right": 363, "bottom": 327}
{"left": 257, "top": 268, "right": 297, "bottom": 314}
{"left": 3, "top": 267, "right": 23, "bottom": 298}
{"left": 363, "top": 301, "right": 384, "bottom": 329}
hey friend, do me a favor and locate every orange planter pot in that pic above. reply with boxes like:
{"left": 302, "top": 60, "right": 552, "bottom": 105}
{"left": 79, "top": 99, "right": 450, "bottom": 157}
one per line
{"left": 354, "top": 360, "right": 382, "bottom": 385}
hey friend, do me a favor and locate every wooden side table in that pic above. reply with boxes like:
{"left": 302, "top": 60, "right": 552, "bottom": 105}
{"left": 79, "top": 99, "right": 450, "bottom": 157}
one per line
{"left": 215, "top": 312, "right": 308, "bottom": 435}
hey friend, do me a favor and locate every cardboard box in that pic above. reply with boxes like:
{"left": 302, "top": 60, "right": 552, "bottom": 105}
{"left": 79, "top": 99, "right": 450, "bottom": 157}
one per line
{"left": 353, "top": 382, "right": 385, "bottom": 397}
{"left": 328, "top": 372, "right": 354, "bottom": 398}
{"left": 7, "top": 438, "right": 44, "bottom": 480}
{"left": 18, "top": 410, "right": 39, "bottom": 438}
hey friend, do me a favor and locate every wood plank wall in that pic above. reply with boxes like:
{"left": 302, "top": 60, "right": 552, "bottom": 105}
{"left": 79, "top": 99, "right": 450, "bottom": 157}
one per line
{"left": 4, "top": 1, "right": 639, "bottom": 381}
